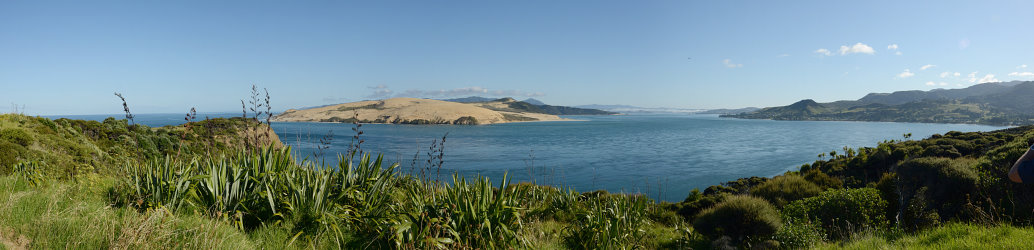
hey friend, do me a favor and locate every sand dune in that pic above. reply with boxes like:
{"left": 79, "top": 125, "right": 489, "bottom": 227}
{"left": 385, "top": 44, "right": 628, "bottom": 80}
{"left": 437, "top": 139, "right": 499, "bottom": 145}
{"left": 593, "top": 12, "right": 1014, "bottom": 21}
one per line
{"left": 272, "top": 97, "right": 571, "bottom": 125}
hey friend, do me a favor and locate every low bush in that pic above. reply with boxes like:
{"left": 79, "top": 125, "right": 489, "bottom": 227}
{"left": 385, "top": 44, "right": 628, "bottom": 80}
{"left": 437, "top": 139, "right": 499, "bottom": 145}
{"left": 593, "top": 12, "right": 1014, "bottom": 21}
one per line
{"left": 0, "top": 140, "right": 26, "bottom": 174}
{"left": 774, "top": 217, "right": 825, "bottom": 249}
{"left": 896, "top": 157, "right": 980, "bottom": 227}
{"left": 783, "top": 188, "right": 887, "bottom": 239}
{"left": 751, "top": 175, "right": 823, "bottom": 207}
{"left": 692, "top": 195, "right": 781, "bottom": 245}
{"left": 0, "top": 128, "right": 33, "bottom": 146}
{"left": 803, "top": 169, "right": 842, "bottom": 190}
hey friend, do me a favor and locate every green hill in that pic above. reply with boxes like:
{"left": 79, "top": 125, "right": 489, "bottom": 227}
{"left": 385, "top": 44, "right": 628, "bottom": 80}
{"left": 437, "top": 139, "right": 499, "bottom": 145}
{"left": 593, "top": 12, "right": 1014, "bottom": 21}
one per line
{"left": 725, "top": 81, "right": 1034, "bottom": 125}
{"left": 0, "top": 114, "right": 276, "bottom": 176}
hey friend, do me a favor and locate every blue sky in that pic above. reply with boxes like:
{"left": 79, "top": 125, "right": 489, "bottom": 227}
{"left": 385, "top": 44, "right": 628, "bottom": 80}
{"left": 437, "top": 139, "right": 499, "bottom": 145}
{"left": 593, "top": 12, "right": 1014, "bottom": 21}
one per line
{"left": 2, "top": 1, "right": 1033, "bottom": 115}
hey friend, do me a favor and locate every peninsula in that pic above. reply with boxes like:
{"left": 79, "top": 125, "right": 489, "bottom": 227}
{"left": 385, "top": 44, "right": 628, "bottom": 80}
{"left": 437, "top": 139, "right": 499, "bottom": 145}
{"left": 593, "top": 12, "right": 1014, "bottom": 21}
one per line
{"left": 272, "top": 97, "right": 585, "bottom": 125}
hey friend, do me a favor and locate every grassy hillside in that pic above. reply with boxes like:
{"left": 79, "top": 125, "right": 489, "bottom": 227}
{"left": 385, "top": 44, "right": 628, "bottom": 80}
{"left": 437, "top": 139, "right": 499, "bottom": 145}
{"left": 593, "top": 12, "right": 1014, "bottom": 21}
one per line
{"left": 7, "top": 112, "right": 1034, "bottom": 249}
{"left": 0, "top": 114, "right": 277, "bottom": 177}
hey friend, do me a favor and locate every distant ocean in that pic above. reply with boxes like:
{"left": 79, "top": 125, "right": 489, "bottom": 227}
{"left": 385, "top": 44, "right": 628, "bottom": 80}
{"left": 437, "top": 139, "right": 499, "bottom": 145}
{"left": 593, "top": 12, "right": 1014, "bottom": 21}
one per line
{"left": 46, "top": 113, "right": 1009, "bottom": 202}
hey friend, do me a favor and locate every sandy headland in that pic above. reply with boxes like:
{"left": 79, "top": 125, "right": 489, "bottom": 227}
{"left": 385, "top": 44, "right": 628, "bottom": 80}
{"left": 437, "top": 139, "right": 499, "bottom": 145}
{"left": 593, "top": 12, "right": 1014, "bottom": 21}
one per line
{"left": 271, "top": 97, "right": 575, "bottom": 125}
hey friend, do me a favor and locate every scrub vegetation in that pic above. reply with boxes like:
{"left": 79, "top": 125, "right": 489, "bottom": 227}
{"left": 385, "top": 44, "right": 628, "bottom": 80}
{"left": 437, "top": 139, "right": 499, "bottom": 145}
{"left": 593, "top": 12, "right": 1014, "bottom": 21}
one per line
{"left": 5, "top": 90, "right": 1034, "bottom": 249}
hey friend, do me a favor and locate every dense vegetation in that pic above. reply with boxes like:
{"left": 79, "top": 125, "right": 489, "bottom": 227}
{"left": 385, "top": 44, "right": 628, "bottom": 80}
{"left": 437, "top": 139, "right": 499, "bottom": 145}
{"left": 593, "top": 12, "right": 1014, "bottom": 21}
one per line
{"left": 725, "top": 81, "right": 1034, "bottom": 125}
{"left": 6, "top": 111, "right": 1034, "bottom": 248}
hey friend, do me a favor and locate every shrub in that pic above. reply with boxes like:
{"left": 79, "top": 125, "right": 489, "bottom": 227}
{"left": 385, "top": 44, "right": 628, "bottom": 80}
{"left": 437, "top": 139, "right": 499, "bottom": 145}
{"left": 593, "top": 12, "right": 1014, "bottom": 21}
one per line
{"left": 896, "top": 157, "right": 979, "bottom": 225}
{"left": 0, "top": 140, "right": 26, "bottom": 174}
{"left": 693, "top": 195, "right": 781, "bottom": 245}
{"left": 453, "top": 116, "right": 479, "bottom": 125}
{"left": 872, "top": 172, "right": 899, "bottom": 225}
{"left": 675, "top": 192, "right": 725, "bottom": 222}
{"left": 773, "top": 217, "right": 824, "bottom": 249}
{"left": 751, "top": 175, "right": 823, "bottom": 207}
{"left": 783, "top": 188, "right": 887, "bottom": 239}
{"left": 647, "top": 203, "right": 684, "bottom": 227}
{"left": 0, "top": 128, "right": 33, "bottom": 146}
{"left": 803, "top": 169, "right": 843, "bottom": 190}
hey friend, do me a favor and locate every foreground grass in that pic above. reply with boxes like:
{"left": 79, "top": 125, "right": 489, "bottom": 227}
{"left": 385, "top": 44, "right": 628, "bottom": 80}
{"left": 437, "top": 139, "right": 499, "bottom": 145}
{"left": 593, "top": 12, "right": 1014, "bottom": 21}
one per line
{"left": 0, "top": 175, "right": 273, "bottom": 249}
{"left": 0, "top": 172, "right": 689, "bottom": 249}
{"left": 819, "top": 223, "right": 1034, "bottom": 249}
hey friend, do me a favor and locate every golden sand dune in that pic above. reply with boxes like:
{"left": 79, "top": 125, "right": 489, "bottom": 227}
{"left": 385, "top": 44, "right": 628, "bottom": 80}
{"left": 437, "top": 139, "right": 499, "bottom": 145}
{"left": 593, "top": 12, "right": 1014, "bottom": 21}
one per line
{"left": 271, "top": 97, "right": 571, "bottom": 125}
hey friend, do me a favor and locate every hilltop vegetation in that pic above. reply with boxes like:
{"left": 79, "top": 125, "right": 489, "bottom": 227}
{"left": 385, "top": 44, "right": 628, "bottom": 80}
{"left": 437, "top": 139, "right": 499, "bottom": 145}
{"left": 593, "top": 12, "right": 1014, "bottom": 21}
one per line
{"left": 725, "top": 81, "right": 1034, "bottom": 125}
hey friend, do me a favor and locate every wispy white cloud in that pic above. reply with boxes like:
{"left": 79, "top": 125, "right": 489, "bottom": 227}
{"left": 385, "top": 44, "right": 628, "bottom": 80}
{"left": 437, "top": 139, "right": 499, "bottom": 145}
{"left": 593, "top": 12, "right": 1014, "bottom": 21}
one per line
{"left": 839, "top": 43, "right": 876, "bottom": 55}
{"left": 367, "top": 85, "right": 545, "bottom": 99}
{"left": 925, "top": 81, "right": 949, "bottom": 86}
{"left": 897, "top": 69, "right": 915, "bottom": 78}
{"left": 920, "top": 64, "right": 936, "bottom": 70}
{"left": 887, "top": 44, "right": 901, "bottom": 55}
{"left": 366, "top": 85, "right": 394, "bottom": 99}
{"left": 814, "top": 49, "right": 832, "bottom": 56}
{"left": 1009, "top": 72, "right": 1034, "bottom": 77}
{"left": 1019, "top": 64, "right": 1029, "bottom": 69}
{"left": 939, "top": 71, "right": 959, "bottom": 78}
{"left": 723, "top": 59, "right": 743, "bottom": 68}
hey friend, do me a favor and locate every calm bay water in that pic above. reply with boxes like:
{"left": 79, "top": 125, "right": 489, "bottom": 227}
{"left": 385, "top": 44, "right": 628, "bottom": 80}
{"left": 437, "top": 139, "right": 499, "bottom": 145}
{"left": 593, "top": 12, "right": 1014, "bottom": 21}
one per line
{"left": 47, "top": 113, "right": 1008, "bottom": 202}
{"left": 271, "top": 114, "right": 1007, "bottom": 202}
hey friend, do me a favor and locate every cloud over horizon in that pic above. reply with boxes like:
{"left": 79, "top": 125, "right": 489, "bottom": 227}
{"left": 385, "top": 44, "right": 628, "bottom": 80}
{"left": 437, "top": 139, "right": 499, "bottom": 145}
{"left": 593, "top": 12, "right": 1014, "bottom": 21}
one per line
{"left": 366, "top": 85, "right": 545, "bottom": 99}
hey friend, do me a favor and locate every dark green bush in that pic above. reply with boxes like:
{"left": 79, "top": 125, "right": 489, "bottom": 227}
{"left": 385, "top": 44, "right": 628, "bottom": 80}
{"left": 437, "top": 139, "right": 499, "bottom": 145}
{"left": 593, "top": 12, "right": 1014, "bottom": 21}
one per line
{"left": 751, "top": 175, "right": 823, "bottom": 207}
{"left": 783, "top": 188, "right": 887, "bottom": 239}
{"left": 803, "top": 169, "right": 842, "bottom": 190}
{"left": 453, "top": 116, "right": 479, "bottom": 125}
{"left": 773, "top": 217, "right": 824, "bottom": 249}
{"left": 0, "top": 140, "right": 26, "bottom": 174}
{"left": 647, "top": 203, "right": 684, "bottom": 227}
{"left": 0, "top": 128, "right": 33, "bottom": 146}
{"left": 693, "top": 195, "right": 781, "bottom": 244}
{"left": 896, "top": 157, "right": 979, "bottom": 224}
{"left": 871, "top": 172, "right": 900, "bottom": 225}
{"left": 675, "top": 191, "right": 725, "bottom": 222}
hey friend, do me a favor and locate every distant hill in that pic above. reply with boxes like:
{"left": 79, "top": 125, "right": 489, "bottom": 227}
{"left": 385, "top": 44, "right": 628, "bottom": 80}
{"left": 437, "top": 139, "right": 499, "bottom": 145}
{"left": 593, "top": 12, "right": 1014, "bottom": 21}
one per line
{"left": 446, "top": 96, "right": 617, "bottom": 115}
{"left": 724, "top": 81, "right": 1034, "bottom": 125}
{"left": 574, "top": 104, "right": 705, "bottom": 114}
{"left": 534, "top": 104, "right": 618, "bottom": 115}
{"left": 522, "top": 98, "right": 546, "bottom": 105}
{"left": 698, "top": 107, "right": 760, "bottom": 115}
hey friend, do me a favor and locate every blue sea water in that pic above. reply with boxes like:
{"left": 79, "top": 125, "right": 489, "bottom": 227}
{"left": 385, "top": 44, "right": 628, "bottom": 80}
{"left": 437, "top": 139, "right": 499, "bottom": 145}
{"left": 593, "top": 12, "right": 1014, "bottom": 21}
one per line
{"left": 46, "top": 113, "right": 1009, "bottom": 202}
{"left": 270, "top": 114, "right": 1008, "bottom": 202}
